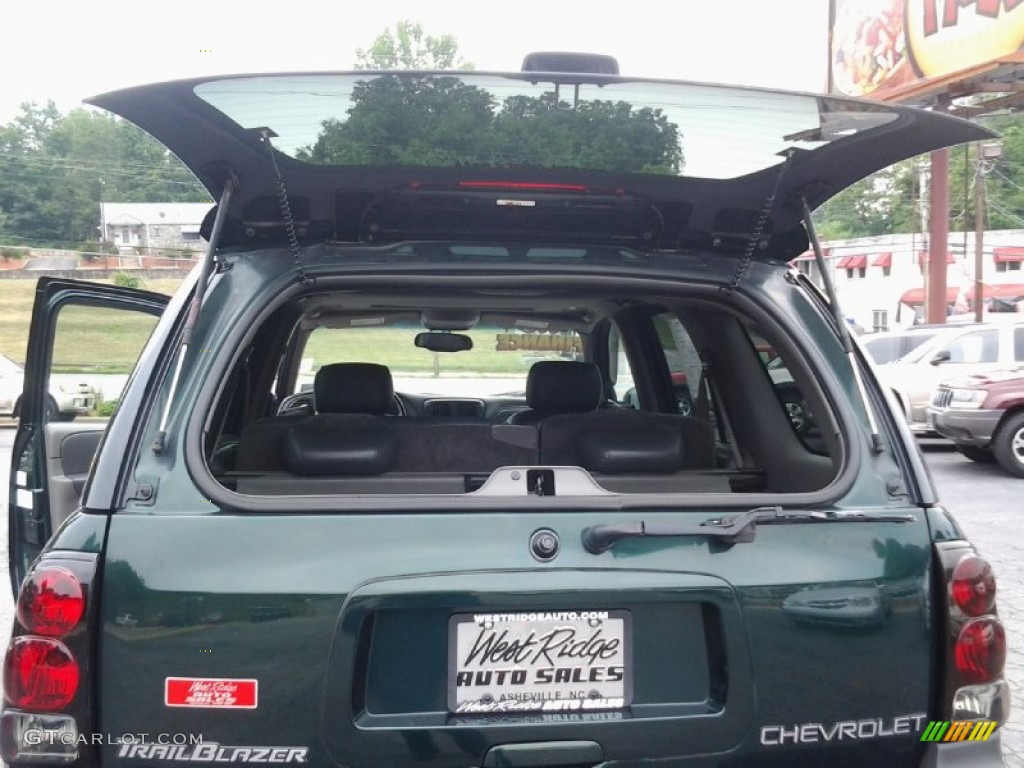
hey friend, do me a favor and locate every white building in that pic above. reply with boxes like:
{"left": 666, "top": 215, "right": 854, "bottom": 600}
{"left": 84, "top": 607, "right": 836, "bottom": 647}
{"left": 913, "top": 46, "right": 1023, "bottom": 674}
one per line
{"left": 99, "top": 202, "right": 215, "bottom": 256}
{"left": 793, "top": 230, "right": 1024, "bottom": 332}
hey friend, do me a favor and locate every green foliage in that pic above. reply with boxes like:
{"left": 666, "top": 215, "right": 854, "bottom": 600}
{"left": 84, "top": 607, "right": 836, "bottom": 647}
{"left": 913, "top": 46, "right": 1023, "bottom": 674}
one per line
{"left": 0, "top": 102, "right": 207, "bottom": 250}
{"left": 0, "top": 245, "right": 21, "bottom": 261}
{"left": 301, "top": 77, "right": 682, "bottom": 175}
{"left": 95, "top": 398, "right": 119, "bottom": 417}
{"left": 814, "top": 169, "right": 906, "bottom": 240}
{"left": 355, "top": 21, "right": 472, "bottom": 70}
{"left": 112, "top": 271, "right": 144, "bottom": 289}
{"left": 493, "top": 95, "right": 682, "bottom": 174}
{"left": 978, "top": 116, "right": 1024, "bottom": 230}
{"left": 815, "top": 115, "right": 1024, "bottom": 239}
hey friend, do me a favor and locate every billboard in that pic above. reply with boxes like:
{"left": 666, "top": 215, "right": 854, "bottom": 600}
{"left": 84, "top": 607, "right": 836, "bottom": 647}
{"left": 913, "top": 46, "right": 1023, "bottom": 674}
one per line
{"left": 830, "top": 0, "right": 1024, "bottom": 99}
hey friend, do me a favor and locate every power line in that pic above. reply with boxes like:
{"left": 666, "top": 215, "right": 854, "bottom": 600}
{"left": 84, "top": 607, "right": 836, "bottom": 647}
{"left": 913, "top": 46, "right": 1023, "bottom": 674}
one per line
{"left": 985, "top": 199, "right": 1024, "bottom": 226}
{"left": 0, "top": 168, "right": 206, "bottom": 189}
{"left": 0, "top": 150, "right": 199, "bottom": 176}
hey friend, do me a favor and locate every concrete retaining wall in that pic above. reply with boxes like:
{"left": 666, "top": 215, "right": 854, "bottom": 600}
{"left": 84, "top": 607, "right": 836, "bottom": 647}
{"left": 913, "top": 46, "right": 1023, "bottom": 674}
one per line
{"left": 0, "top": 268, "right": 193, "bottom": 280}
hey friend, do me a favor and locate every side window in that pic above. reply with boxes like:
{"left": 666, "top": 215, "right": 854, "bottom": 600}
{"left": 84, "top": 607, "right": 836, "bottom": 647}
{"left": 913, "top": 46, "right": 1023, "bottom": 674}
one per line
{"left": 747, "top": 329, "right": 824, "bottom": 453}
{"left": 48, "top": 303, "right": 160, "bottom": 423}
{"left": 1015, "top": 327, "right": 1024, "bottom": 362}
{"left": 652, "top": 314, "right": 702, "bottom": 416}
{"left": 946, "top": 330, "right": 998, "bottom": 363}
{"left": 610, "top": 313, "right": 704, "bottom": 417}
{"left": 607, "top": 324, "right": 635, "bottom": 405}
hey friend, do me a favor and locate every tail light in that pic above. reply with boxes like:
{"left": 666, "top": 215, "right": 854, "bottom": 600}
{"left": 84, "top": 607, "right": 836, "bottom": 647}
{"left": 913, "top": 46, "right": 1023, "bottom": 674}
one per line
{"left": 2, "top": 556, "right": 98, "bottom": 765}
{"left": 17, "top": 567, "right": 85, "bottom": 637}
{"left": 934, "top": 540, "right": 1010, "bottom": 726}
{"left": 954, "top": 618, "right": 1006, "bottom": 684}
{"left": 950, "top": 556, "right": 995, "bottom": 617}
{"left": 4, "top": 638, "right": 79, "bottom": 710}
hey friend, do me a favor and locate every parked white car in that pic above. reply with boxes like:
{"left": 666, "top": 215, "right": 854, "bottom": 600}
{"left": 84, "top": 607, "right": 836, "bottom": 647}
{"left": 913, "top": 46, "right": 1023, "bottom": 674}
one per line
{"left": 862, "top": 326, "right": 945, "bottom": 366}
{"left": 0, "top": 353, "right": 97, "bottom": 421}
{"left": 875, "top": 320, "right": 1024, "bottom": 434}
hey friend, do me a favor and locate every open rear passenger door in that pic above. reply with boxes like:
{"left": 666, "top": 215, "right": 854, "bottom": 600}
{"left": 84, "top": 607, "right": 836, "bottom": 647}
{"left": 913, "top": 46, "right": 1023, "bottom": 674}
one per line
{"left": 8, "top": 277, "right": 169, "bottom": 594}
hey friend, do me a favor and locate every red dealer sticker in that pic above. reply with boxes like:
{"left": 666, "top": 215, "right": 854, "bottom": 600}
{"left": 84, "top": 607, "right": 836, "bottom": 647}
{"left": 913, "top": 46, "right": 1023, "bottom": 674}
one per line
{"left": 165, "top": 678, "right": 258, "bottom": 709}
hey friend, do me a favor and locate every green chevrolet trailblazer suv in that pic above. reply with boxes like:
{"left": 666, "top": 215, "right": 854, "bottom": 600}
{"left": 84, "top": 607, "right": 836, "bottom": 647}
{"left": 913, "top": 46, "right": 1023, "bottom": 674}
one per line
{"left": 4, "top": 54, "right": 1009, "bottom": 767}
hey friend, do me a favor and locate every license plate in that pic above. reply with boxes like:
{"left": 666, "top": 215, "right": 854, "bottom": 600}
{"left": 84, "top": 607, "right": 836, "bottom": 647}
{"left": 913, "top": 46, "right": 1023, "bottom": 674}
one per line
{"left": 448, "top": 610, "right": 631, "bottom": 714}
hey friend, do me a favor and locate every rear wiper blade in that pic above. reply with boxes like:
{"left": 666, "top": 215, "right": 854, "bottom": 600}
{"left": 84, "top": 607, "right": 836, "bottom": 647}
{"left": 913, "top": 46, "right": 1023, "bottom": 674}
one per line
{"left": 581, "top": 506, "right": 916, "bottom": 554}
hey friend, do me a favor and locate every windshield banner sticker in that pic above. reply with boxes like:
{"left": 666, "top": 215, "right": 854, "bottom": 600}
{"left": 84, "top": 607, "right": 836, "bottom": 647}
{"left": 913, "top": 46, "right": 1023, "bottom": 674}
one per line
{"left": 165, "top": 678, "right": 258, "bottom": 709}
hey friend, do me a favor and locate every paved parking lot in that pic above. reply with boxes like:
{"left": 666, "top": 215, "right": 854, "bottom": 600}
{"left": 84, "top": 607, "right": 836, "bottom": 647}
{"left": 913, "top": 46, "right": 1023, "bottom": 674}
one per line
{"left": 0, "top": 431, "right": 1019, "bottom": 764}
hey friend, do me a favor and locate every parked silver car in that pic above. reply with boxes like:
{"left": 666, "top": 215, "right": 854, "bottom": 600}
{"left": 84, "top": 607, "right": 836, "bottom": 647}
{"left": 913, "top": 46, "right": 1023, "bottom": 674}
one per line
{"left": 0, "top": 353, "right": 96, "bottom": 421}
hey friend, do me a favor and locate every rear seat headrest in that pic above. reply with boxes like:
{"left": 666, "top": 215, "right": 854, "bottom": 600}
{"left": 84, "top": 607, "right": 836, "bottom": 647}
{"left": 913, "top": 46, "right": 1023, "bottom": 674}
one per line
{"left": 526, "top": 361, "right": 604, "bottom": 413}
{"left": 283, "top": 418, "right": 398, "bottom": 476}
{"left": 577, "top": 424, "right": 684, "bottom": 473}
{"left": 315, "top": 363, "right": 395, "bottom": 414}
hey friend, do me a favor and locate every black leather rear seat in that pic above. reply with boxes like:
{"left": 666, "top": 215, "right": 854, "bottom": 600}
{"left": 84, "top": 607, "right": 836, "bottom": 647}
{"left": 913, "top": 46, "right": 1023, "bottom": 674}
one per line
{"left": 233, "top": 361, "right": 715, "bottom": 491}
{"left": 540, "top": 409, "right": 716, "bottom": 471}
{"left": 236, "top": 363, "right": 538, "bottom": 477}
{"left": 236, "top": 363, "right": 398, "bottom": 473}
{"left": 510, "top": 361, "right": 717, "bottom": 472}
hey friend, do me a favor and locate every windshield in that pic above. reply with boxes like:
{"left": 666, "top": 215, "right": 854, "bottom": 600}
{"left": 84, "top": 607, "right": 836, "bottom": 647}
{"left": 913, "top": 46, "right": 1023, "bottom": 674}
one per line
{"left": 194, "top": 74, "right": 899, "bottom": 180}
{"left": 297, "top": 325, "right": 583, "bottom": 398}
{"left": 864, "top": 332, "right": 936, "bottom": 365}
{"left": 896, "top": 334, "right": 950, "bottom": 364}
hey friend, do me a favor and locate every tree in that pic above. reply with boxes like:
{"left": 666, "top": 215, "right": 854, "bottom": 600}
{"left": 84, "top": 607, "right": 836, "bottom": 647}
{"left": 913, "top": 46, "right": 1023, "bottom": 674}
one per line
{"left": 355, "top": 21, "right": 472, "bottom": 70}
{"left": 976, "top": 115, "right": 1024, "bottom": 231}
{"left": 302, "top": 76, "right": 496, "bottom": 166}
{"left": 493, "top": 95, "right": 681, "bottom": 174}
{"left": 0, "top": 103, "right": 206, "bottom": 248}
{"left": 301, "top": 76, "right": 682, "bottom": 175}
{"left": 814, "top": 168, "right": 908, "bottom": 240}
{"left": 0, "top": 102, "right": 65, "bottom": 244}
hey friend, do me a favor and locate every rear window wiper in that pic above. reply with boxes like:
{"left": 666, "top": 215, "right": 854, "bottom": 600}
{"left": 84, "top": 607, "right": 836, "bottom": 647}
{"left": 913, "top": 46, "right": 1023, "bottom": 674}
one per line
{"left": 581, "top": 506, "right": 916, "bottom": 554}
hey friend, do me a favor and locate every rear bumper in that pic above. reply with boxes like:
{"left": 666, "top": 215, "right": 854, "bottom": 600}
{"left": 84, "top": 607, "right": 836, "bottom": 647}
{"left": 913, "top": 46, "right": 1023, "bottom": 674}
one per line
{"left": 927, "top": 407, "right": 1002, "bottom": 447}
{"left": 920, "top": 732, "right": 1004, "bottom": 766}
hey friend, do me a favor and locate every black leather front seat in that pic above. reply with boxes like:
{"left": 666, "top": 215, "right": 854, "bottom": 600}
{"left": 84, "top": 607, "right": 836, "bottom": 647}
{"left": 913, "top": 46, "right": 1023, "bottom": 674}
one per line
{"left": 507, "top": 361, "right": 604, "bottom": 425}
{"left": 314, "top": 362, "right": 395, "bottom": 415}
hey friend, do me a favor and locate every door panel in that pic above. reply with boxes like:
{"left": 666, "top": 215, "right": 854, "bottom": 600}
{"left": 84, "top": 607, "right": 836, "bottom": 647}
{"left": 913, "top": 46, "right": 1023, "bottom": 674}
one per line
{"left": 8, "top": 277, "right": 168, "bottom": 594}
{"left": 44, "top": 423, "right": 106, "bottom": 527}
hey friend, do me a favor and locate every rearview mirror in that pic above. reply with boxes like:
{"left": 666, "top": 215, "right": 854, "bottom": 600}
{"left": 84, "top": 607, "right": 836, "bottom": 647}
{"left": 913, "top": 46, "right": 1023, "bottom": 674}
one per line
{"left": 929, "top": 349, "right": 951, "bottom": 366}
{"left": 415, "top": 332, "right": 473, "bottom": 353}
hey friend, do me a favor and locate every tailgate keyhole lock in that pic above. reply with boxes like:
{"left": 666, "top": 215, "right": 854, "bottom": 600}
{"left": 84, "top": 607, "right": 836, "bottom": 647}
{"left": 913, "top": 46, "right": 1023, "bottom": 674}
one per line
{"left": 530, "top": 528, "right": 560, "bottom": 562}
{"left": 527, "top": 469, "right": 555, "bottom": 496}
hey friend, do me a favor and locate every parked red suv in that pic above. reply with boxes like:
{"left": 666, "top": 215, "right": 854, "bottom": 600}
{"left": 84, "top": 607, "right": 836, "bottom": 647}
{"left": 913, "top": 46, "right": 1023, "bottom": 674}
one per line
{"left": 928, "top": 368, "right": 1024, "bottom": 477}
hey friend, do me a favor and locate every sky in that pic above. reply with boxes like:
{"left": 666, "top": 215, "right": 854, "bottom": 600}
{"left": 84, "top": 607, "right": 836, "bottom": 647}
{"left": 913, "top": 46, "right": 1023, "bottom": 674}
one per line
{"left": 1, "top": 0, "right": 829, "bottom": 123}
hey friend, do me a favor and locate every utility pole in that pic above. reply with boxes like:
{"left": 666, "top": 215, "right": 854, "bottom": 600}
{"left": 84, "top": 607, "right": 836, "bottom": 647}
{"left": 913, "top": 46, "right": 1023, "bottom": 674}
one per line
{"left": 975, "top": 144, "right": 986, "bottom": 323}
{"left": 974, "top": 140, "right": 1003, "bottom": 323}
{"left": 927, "top": 148, "right": 950, "bottom": 324}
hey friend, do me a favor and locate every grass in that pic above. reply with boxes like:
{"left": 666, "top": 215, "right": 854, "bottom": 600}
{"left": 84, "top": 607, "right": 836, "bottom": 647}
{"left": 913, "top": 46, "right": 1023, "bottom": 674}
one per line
{"left": 0, "top": 278, "right": 183, "bottom": 370}
{"left": 0, "top": 277, "right": 577, "bottom": 376}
